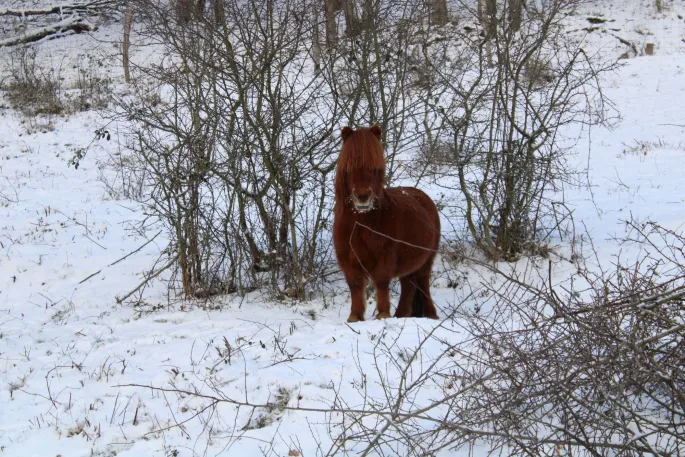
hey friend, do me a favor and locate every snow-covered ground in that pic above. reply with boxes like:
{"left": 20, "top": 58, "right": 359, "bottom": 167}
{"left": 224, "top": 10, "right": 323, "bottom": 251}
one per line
{"left": 570, "top": 0, "right": 685, "bottom": 57}
{"left": 1, "top": 2, "right": 685, "bottom": 456}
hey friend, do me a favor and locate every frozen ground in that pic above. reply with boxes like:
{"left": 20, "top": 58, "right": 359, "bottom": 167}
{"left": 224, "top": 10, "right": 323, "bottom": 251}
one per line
{"left": 1, "top": 2, "right": 685, "bottom": 457}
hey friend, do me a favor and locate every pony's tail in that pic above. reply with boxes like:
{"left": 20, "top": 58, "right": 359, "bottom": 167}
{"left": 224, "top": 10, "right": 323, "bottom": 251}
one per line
{"left": 411, "top": 288, "right": 425, "bottom": 317}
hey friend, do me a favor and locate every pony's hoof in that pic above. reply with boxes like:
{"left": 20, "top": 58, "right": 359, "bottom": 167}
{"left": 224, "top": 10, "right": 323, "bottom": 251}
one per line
{"left": 347, "top": 314, "right": 364, "bottom": 323}
{"left": 375, "top": 311, "right": 391, "bottom": 320}
{"left": 425, "top": 313, "right": 440, "bottom": 320}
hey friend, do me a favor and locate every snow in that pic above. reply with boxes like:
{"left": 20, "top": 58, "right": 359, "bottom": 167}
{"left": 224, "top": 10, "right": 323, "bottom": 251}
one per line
{"left": 1, "top": 1, "right": 685, "bottom": 456}
{"left": 569, "top": 54, "right": 685, "bottom": 267}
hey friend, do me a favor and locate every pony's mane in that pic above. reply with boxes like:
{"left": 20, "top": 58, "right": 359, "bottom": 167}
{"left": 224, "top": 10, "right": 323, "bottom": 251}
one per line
{"left": 337, "top": 128, "right": 386, "bottom": 174}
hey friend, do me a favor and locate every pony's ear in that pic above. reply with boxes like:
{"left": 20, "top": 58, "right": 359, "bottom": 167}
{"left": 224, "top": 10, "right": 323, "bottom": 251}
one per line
{"left": 369, "top": 124, "right": 382, "bottom": 140}
{"left": 341, "top": 126, "right": 354, "bottom": 142}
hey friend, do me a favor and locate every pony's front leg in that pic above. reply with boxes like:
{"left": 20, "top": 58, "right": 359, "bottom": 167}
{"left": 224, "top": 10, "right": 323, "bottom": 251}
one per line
{"left": 345, "top": 272, "right": 367, "bottom": 323}
{"left": 374, "top": 280, "right": 391, "bottom": 319}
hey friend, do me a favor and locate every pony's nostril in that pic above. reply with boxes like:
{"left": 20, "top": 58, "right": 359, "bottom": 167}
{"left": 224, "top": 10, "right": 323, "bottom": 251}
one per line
{"left": 352, "top": 190, "right": 374, "bottom": 209}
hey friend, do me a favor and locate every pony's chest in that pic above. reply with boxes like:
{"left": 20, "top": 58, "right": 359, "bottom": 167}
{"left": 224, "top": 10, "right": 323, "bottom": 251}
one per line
{"left": 336, "top": 217, "right": 392, "bottom": 254}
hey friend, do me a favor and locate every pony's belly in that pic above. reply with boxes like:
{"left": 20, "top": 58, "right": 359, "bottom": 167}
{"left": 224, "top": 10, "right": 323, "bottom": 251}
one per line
{"left": 393, "top": 248, "right": 433, "bottom": 277}
{"left": 346, "top": 214, "right": 438, "bottom": 280}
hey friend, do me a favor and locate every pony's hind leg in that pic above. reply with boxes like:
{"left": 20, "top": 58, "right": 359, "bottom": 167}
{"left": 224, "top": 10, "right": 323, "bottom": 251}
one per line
{"left": 394, "top": 275, "right": 417, "bottom": 318}
{"left": 409, "top": 254, "right": 438, "bottom": 319}
{"left": 415, "top": 270, "right": 439, "bottom": 319}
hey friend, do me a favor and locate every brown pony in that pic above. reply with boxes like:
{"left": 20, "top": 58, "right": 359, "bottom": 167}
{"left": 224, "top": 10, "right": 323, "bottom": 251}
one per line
{"left": 333, "top": 125, "right": 441, "bottom": 322}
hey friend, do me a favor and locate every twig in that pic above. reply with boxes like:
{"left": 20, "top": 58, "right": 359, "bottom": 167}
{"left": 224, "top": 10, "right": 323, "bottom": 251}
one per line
{"left": 143, "top": 400, "right": 216, "bottom": 437}
{"left": 348, "top": 220, "right": 438, "bottom": 281}
{"left": 115, "top": 254, "right": 178, "bottom": 304}
{"left": 78, "top": 269, "right": 102, "bottom": 284}
{"left": 352, "top": 221, "right": 438, "bottom": 252}
{"left": 109, "top": 231, "right": 162, "bottom": 267}
{"left": 115, "top": 382, "right": 664, "bottom": 455}
{"left": 84, "top": 233, "right": 107, "bottom": 250}
{"left": 345, "top": 322, "right": 361, "bottom": 334}
{"left": 78, "top": 231, "right": 162, "bottom": 284}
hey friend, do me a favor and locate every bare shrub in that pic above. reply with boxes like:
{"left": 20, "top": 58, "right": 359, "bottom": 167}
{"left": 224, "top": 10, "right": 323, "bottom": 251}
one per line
{"left": 71, "top": 53, "right": 112, "bottom": 111}
{"left": 423, "top": 0, "right": 617, "bottom": 260}
{"left": 99, "top": 147, "right": 148, "bottom": 202}
{"left": 93, "top": 0, "right": 444, "bottom": 302}
{"left": 2, "top": 45, "right": 111, "bottom": 134}
{"left": 522, "top": 55, "right": 556, "bottom": 87}
{"left": 106, "top": 0, "right": 346, "bottom": 300}
{"left": 620, "top": 138, "right": 680, "bottom": 156}
{"left": 243, "top": 386, "right": 292, "bottom": 430}
{"left": 320, "top": 220, "right": 684, "bottom": 456}
{"left": 4, "top": 46, "right": 63, "bottom": 117}
{"left": 317, "top": 0, "right": 439, "bottom": 182}
{"left": 413, "top": 139, "right": 455, "bottom": 173}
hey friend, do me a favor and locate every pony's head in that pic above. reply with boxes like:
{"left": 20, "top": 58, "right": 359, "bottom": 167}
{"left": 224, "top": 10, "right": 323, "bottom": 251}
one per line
{"left": 335, "top": 125, "right": 386, "bottom": 213}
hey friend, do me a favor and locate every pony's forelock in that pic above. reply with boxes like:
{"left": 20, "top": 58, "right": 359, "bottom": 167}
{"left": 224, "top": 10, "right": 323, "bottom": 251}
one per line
{"left": 337, "top": 128, "right": 386, "bottom": 174}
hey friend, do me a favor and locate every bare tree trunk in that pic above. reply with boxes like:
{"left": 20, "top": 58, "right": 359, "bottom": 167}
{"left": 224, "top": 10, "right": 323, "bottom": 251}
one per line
{"left": 361, "top": 0, "right": 373, "bottom": 30}
{"left": 431, "top": 0, "right": 448, "bottom": 26}
{"left": 236, "top": 191, "right": 265, "bottom": 272}
{"left": 123, "top": 6, "right": 132, "bottom": 84}
{"left": 176, "top": 0, "right": 191, "bottom": 23}
{"left": 478, "top": 0, "right": 496, "bottom": 66}
{"left": 213, "top": 0, "right": 225, "bottom": 25}
{"left": 485, "top": 0, "right": 496, "bottom": 37}
{"left": 312, "top": 0, "right": 322, "bottom": 70}
{"left": 324, "top": 0, "right": 338, "bottom": 47}
{"left": 343, "top": 0, "right": 361, "bottom": 37}
{"left": 656, "top": 0, "right": 663, "bottom": 13}
{"left": 509, "top": 0, "right": 522, "bottom": 32}
{"left": 176, "top": 0, "right": 204, "bottom": 23}
{"left": 195, "top": 0, "right": 205, "bottom": 18}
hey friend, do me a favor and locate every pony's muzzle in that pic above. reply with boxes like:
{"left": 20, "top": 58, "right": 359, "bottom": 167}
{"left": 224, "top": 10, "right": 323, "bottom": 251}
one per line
{"left": 352, "top": 190, "right": 375, "bottom": 212}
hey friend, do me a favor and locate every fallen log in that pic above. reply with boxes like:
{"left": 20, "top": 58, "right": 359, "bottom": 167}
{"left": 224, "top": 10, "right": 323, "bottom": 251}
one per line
{"left": 0, "top": 1, "right": 115, "bottom": 18}
{"left": 0, "top": 16, "right": 96, "bottom": 47}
